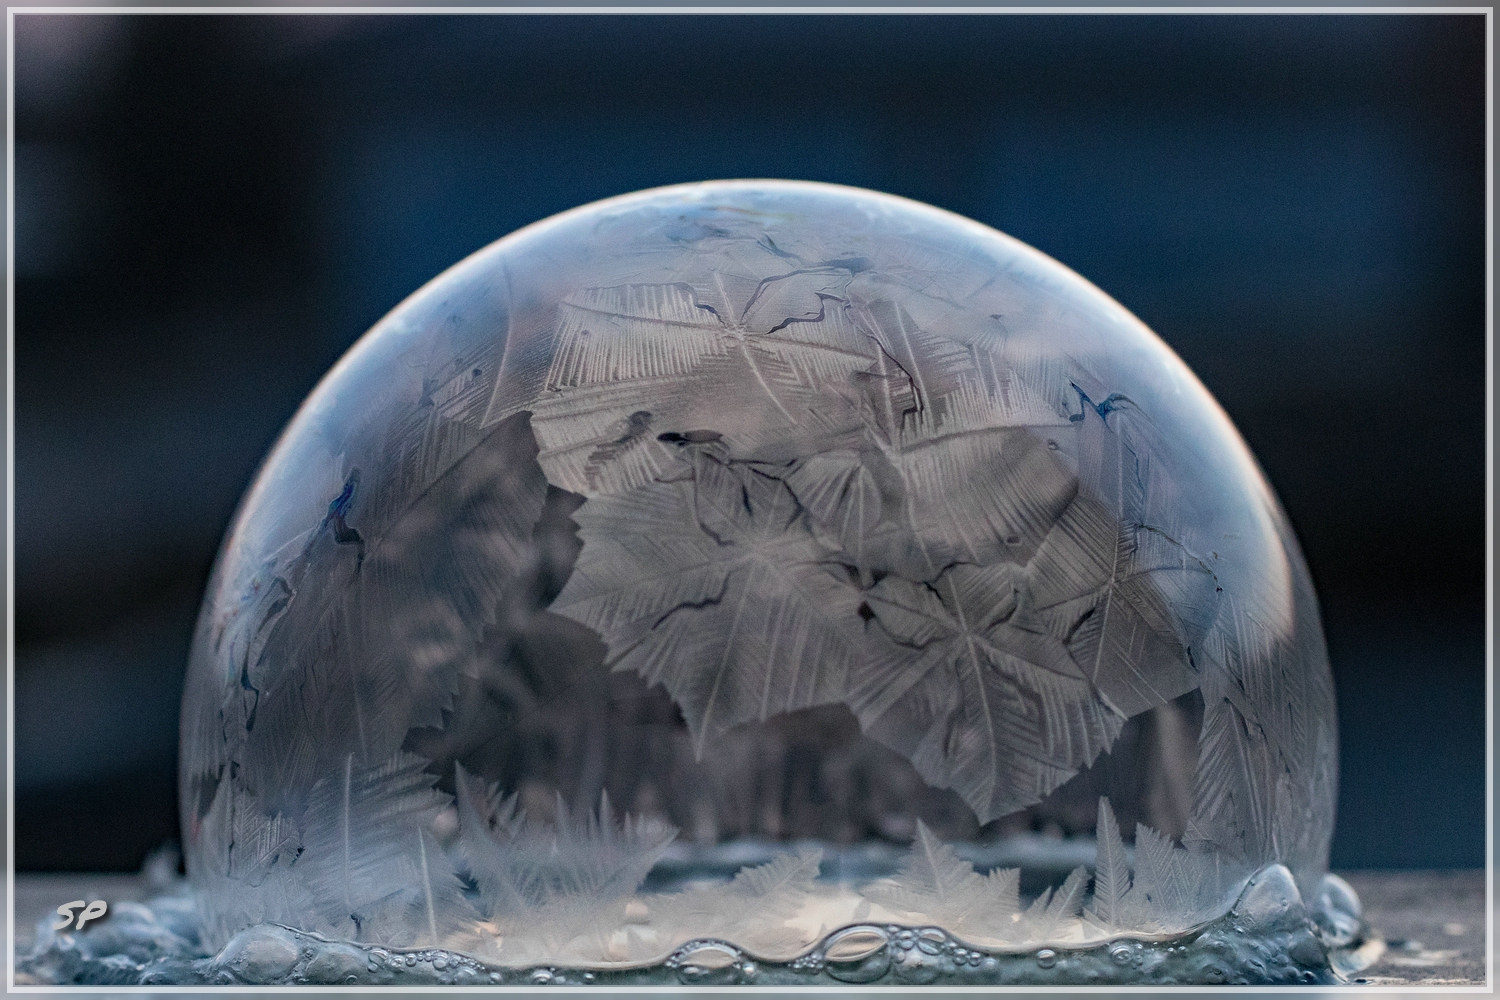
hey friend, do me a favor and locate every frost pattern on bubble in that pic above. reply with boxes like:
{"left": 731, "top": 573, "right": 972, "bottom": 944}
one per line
{"left": 173, "top": 180, "right": 1349, "bottom": 983}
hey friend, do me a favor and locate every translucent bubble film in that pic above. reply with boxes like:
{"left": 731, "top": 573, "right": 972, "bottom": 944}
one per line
{"left": 163, "top": 181, "right": 1370, "bottom": 985}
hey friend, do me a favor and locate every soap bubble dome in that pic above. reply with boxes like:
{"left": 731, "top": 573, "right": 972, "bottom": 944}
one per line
{"left": 163, "top": 180, "right": 1370, "bottom": 985}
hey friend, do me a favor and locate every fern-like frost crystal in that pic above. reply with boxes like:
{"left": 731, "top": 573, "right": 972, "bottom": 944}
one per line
{"left": 179, "top": 181, "right": 1344, "bottom": 980}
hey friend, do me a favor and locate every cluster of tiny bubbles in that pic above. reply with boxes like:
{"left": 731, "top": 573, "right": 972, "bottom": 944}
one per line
{"left": 23, "top": 913, "right": 1345, "bottom": 987}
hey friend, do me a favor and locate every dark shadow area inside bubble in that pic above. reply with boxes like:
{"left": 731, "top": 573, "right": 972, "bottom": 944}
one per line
{"left": 399, "top": 421, "right": 1210, "bottom": 882}
{"left": 387, "top": 407, "right": 1218, "bottom": 917}
{"left": 1017, "top": 690, "right": 1204, "bottom": 844}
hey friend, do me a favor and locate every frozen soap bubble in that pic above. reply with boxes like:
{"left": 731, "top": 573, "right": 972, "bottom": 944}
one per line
{"left": 176, "top": 181, "right": 1370, "bottom": 985}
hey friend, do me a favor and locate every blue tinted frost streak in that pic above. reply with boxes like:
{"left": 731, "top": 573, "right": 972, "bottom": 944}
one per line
{"left": 756, "top": 330, "right": 870, "bottom": 363}
{"left": 417, "top": 828, "right": 439, "bottom": 947}
{"left": 563, "top": 297, "right": 723, "bottom": 332}
{"left": 712, "top": 270, "right": 796, "bottom": 424}
{"left": 478, "top": 256, "right": 515, "bottom": 426}
{"left": 1092, "top": 458, "right": 1122, "bottom": 691}
{"left": 943, "top": 572, "right": 998, "bottom": 821}
{"left": 341, "top": 753, "right": 353, "bottom": 927}
{"left": 892, "top": 307, "right": 930, "bottom": 412}
{"left": 697, "top": 560, "right": 753, "bottom": 759}
{"left": 766, "top": 481, "right": 807, "bottom": 717}
{"left": 1070, "top": 382, "right": 1151, "bottom": 709}
{"left": 772, "top": 577, "right": 811, "bottom": 721}
{"left": 918, "top": 823, "right": 948, "bottom": 907}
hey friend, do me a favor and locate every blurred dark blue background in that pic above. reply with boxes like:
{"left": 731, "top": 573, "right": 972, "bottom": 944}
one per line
{"left": 12, "top": 13, "right": 1486, "bottom": 871}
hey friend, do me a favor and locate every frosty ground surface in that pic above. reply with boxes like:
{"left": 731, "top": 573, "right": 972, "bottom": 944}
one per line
{"left": 12, "top": 868, "right": 1484, "bottom": 986}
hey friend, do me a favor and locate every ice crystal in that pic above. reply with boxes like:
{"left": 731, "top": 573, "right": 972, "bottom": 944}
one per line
{"left": 176, "top": 181, "right": 1344, "bottom": 979}
{"left": 1085, "top": 798, "right": 1130, "bottom": 930}
{"left": 659, "top": 847, "right": 825, "bottom": 955}
{"left": 452, "top": 763, "right": 676, "bottom": 961}
{"left": 861, "top": 821, "right": 1020, "bottom": 937}
{"left": 860, "top": 797, "right": 1242, "bottom": 949}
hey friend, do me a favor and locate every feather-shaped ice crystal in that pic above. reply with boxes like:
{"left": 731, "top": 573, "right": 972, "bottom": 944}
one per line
{"left": 179, "top": 181, "right": 1347, "bottom": 983}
